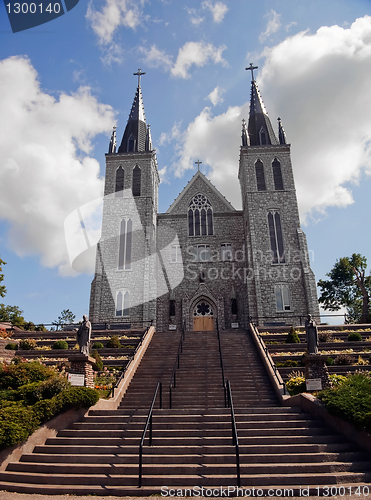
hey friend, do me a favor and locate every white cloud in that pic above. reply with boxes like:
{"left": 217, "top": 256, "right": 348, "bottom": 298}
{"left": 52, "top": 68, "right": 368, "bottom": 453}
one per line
{"left": 0, "top": 56, "right": 115, "bottom": 275}
{"left": 138, "top": 44, "right": 173, "bottom": 72}
{"left": 140, "top": 41, "right": 227, "bottom": 79}
{"left": 207, "top": 86, "right": 225, "bottom": 106}
{"left": 259, "top": 9, "right": 281, "bottom": 42}
{"left": 258, "top": 15, "right": 371, "bottom": 220}
{"left": 202, "top": 1, "right": 228, "bottom": 24}
{"left": 158, "top": 122, "right": 183, "bottom": 146}
{"left": 86, "top": 0, "right": 144, "bottom": 45}
{"left": 172, "top": 15, "right": 371, "bottom": 222}
{"left": 171, "top": 41, "right": 227, "bottom": 79}
{"left": 185, "top": 7, "right": 204, "bottom": 26}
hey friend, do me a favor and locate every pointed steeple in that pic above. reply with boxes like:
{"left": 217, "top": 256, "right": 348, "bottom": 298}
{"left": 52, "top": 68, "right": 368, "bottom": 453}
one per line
{"left": 108, "top": 125, "right": 117, "bottom": 154}
{"left": 241, "top": 119, "right": 249, "bottom": 147}
{"left": 145, "top": 124, "right": 152, "bottom": 151}
{"left": 118, "top": 69, "right": 152, "bottom": 153}
{"left": 245, "top": 64, "right": 278, "bottom": 146}
{"left": 278, "top": 117, "right": 287, "bottom": 145}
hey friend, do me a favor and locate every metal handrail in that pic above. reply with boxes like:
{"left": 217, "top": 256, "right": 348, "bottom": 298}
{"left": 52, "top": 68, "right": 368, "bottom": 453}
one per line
{"left": 254, "top": 327, "right": 288, "bottom": 396}
{"left": 138, "top": 382, "right": 162, "bottom": 488}
{"left": 226, "top": 380, "right": 241, "bottom": 487}
{"left": 169, "top": 323, "right": 185, "bottom": 409}
{"left": 216, "top": 318, "right": 227, "bottom": 407}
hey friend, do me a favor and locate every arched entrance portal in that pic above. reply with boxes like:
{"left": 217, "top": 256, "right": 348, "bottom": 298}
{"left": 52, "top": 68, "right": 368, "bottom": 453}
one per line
{"left": 193, "top": 300, "right": 215, "bottom": 331}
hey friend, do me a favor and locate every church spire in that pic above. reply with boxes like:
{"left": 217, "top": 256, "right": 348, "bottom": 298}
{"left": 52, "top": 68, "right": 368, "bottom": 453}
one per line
{"left": 118, "top": 69, "right": 151, "bottom": 153}
{"left": 245, "top": 64, "right": 278, "bottom": 146}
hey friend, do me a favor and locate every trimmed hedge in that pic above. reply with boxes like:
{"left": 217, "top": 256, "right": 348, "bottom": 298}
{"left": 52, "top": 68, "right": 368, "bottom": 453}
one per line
{"left": 52, "top": 340, "right": 69, "bottom": 350}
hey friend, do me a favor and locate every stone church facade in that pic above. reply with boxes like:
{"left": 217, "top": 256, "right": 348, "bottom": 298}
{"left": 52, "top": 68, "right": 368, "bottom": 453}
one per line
{"left": 89, "top": 69, "right": 320, "bottom": 330}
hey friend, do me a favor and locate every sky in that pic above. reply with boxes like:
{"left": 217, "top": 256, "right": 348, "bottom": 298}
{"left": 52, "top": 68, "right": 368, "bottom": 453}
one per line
{"left": 0, "top": 0, "right": 371, "bottom": 325}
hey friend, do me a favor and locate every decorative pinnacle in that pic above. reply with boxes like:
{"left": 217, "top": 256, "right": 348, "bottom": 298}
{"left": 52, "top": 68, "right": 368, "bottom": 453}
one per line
{"left": 195, "top": 160, "right": 202, "bottom": 171}
{"left": 245, "top": 63, "right": 258, "bottom": 81}
{"left": 133, "top": 68, "right": 146, "bottom": 87}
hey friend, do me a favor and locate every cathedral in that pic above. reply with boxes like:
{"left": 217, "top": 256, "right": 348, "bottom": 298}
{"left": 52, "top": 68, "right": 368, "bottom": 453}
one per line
{"left": 89, "top": 67, "right": 320, "bottom": 331}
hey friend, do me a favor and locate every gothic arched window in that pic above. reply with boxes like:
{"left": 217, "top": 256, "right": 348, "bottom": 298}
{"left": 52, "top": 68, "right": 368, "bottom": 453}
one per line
{"left": 255, "top": 160, "right": 266, "bottom": 191}
{"left": 132, "top": 165, "right": 141, "bottom": 197}
{"left": 118, "top": 218, "right": 132, "bottom": 270}
{"left": 268, "top": 211, "right": 285, "bottom": 264}
{"left": 272, "top": 158, "right": 284, "bottom": 190}
{"left": 188, "top": 194, "right": 213, "bottom": 236}
{"left": 115, "top": 166, "right": 124, "bottom": 196}
{"left": 275, "top": 284, "right": 291, "bottom": 311}
{"left": 116, "top": 290, "right": 130, "bottom": 317}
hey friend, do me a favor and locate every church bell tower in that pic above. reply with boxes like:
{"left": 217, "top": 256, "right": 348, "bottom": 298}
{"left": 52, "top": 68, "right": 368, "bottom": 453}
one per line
{"left": 89, "top": 69, "right": 160, "bottom": 326}
{"left": 239, "top": 64, "right": 319, "bottom": 325}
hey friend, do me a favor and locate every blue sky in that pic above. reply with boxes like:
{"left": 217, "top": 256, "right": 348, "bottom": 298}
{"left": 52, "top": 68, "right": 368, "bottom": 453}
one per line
{"left": 0, "top": 0, "right": 371, "bottom": 325}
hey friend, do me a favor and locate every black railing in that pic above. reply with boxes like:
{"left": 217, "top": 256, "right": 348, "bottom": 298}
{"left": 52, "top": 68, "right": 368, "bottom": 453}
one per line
{"left": 226, "top": 380, "right": 241, "bottom": 487}
{"left": 216, "top": 318, "right": 227, "bottom": 407}
{"left": 111, "top": 324, "right": 152, "bottom": 398}
{"left": 169, "top": 322, "right": 186, "bottom": 409}
{"left": 252, "top": 326, "right": 288, "bottom": 396}
{"left": 138, "top": 382, "right": 162, "bottom": 488}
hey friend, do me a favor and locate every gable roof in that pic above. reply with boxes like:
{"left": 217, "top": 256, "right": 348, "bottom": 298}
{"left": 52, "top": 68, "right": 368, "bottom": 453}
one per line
{"left": 166, "top": 171, "right": 236, "bottom": 214}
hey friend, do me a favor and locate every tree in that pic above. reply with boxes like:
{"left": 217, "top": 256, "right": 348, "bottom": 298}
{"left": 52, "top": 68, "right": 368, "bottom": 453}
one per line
{"left": 318, "top": 253, "right": 371, "bottom": 324}
{"left": 54, "top": 309, "right": 76, "bottom": 329}
{"left": 0, "top": 256, "right": 6, "bottom": 298}
{"left": 0, "top": 303, "right": 25, "bottom": 328}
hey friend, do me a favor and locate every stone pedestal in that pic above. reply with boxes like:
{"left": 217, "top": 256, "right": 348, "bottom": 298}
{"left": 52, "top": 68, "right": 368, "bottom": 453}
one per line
{"left": 303, "top": 354, "right": 332, "bottom": 390}
{"left": 68, "top": 355, "right": 95, "bottom": 389}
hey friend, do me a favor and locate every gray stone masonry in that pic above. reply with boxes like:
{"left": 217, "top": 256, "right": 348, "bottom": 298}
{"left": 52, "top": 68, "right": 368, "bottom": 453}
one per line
{"left": 303, "top": 355, "right": 332, "bottom": 390}
{"left": 68, "top": 355, "right": 95, "bottom": 389}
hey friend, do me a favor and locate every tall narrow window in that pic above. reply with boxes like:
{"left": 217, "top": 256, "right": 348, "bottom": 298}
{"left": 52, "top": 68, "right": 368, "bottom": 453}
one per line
{"left": 255, "top": 160, "right": 266, "bottom": 191}
{"left": 188, "top": 194, "right": 213, "bottom": 236}
{"left": 132, "top": 165, "right": 141, "bottom": 196}
{"left": 123, "top": 291, "right": 130, "bottom": 316}
{"left": 127, "top": 134, "right": 136, "bottom": 152}
{"left": 268, "top": 211, "right": 285, "bottom": 264}
{"left": 116, "top": 291, "right": 123, "bottom": 317}
{"left": 272, "top": 158, "right": 284, "bottom": 190}
{"left": 201, "top": 209, "right": 207, "bottom": 235}
{"left": 118, "top": 218, "right": 132, "bottom": 270}
{"left": 188, "top": 210, "right": 194, "bottom": 236}
{"left": 275, "top": 285, "right": 291, "bottom": 311}
{"left": 259, "top": 127, "right": 267, "bottom": 145}
{"left": 115, "top": 166, "right": 124, "bottom": 196}
{"left": 171, "top": 245, "right": 182, "bottom": 263}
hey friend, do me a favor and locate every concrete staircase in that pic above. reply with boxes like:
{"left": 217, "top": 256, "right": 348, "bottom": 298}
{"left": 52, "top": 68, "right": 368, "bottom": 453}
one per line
{"left": 0, "top": 329, "right": 371, "bottom": 496}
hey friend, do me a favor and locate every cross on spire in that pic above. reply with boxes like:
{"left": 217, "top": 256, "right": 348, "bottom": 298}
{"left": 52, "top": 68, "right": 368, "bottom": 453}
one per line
{"left": 245, "top": 63, "right": 258, "bottom": 81}
{"left": 195, "top": 160, "right": 202, "bottom": 171}
{"left": 133, "top": 68, "right": 146, "bottom": 87}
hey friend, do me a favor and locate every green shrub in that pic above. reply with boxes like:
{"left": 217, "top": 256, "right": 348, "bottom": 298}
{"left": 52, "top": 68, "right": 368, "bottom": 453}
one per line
{"left": 35, "top": 376, "right": 70, "bottom": 400}
{"left": 5, "top": 343, "right": 18, "bottom": 350}
{"left": 325, "top": 356, "right": 335, "bottom": 366}
{"left": 0, "top": 361, "right": 55, "bottom": 390}
{"left": 318, "top": 372, "right": 371, "bottom": 433}
{"left": 56, "top": 386, "right": 99, "bottom": 409}
{"left": 285, "top": 327, "right": 301, "bottom": 344}
{"left": 276, "top": 360, "right": 299, "bottom": 368}
{"left": 0, "top": 405, "right": 39, "bottom": 448}
{"left": 52, "top": 340, "right": 69, "bottom": 350}
{"left": 106, "top": 335, "right": 121, "bottom": 348}
{"left": 92, "top": 342, "right": 104, "bottom": 349}
{"left": 348, "top": 332, "right": 363, "bottom": 342}
{"left": 329, "top": 374, "right": 347, "bottom": 387}
{"left": 319, "top": 331, "right": 333, "bottom": 343}
{"left": 286, "top": 372, "right": 306, "bottom": 395}
{"left": 334, "top": 353, "right": 354, "bottom": 366}
{"left": 18, "top": 338, "right": 37, "bottom": 350}
{"left": 35, "top": 324, "right": 46, "bottom": 332}
{"left": 91, "top": 350, "right": 103, "bottom": 371}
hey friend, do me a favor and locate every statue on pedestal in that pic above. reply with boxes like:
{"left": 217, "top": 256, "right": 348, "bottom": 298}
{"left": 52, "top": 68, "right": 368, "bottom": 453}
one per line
{"left": 305, "top": 314, "right": 318, "bottom": 355}
{"left": 76, "top": 315, "right": 91, "bottom": 355}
